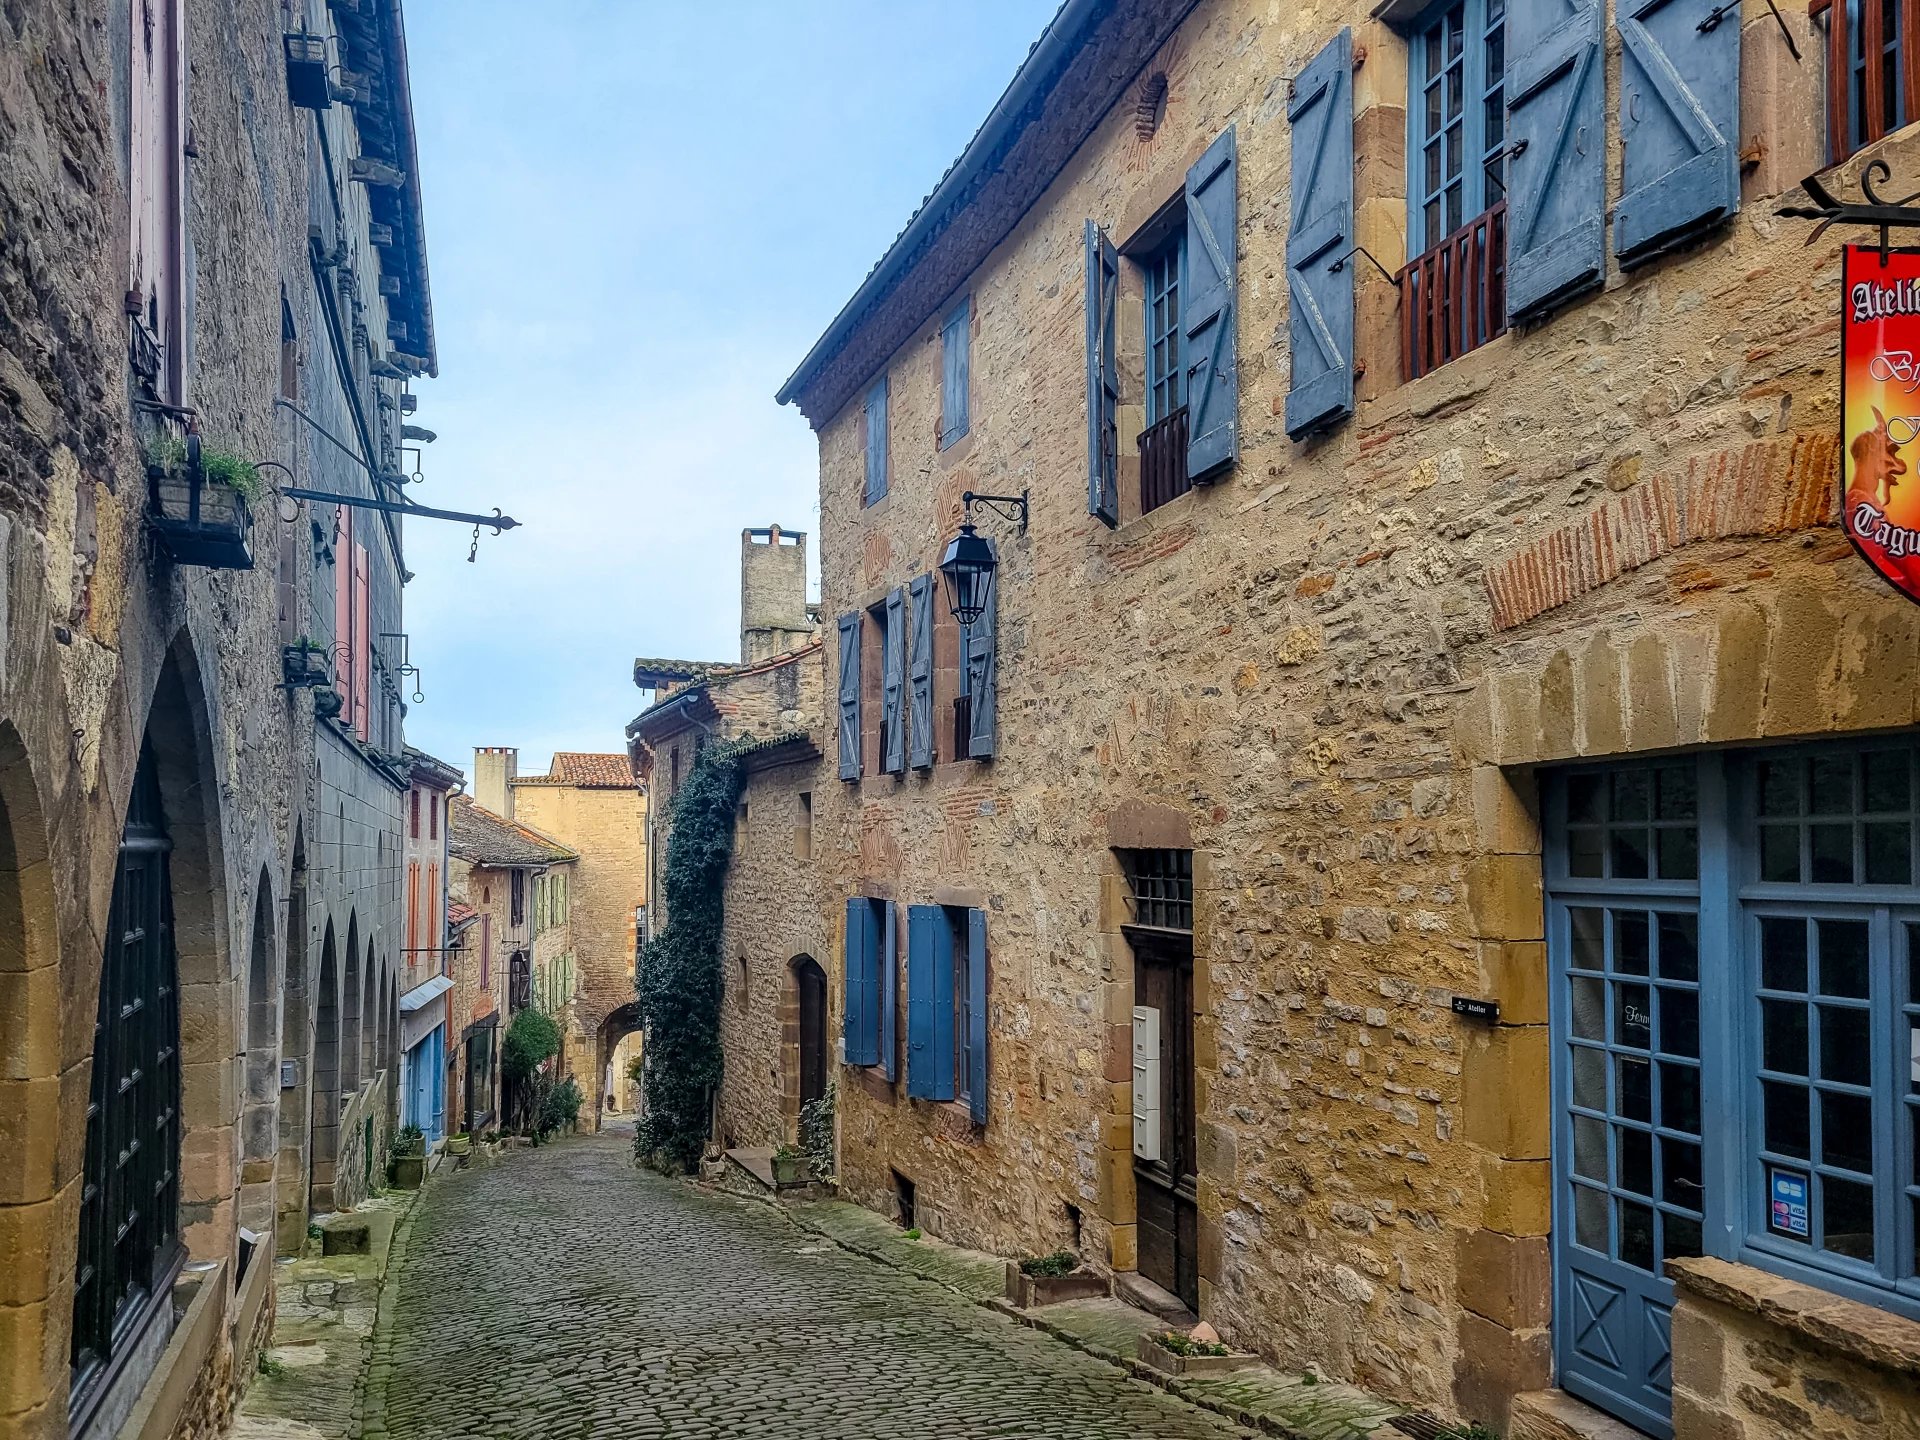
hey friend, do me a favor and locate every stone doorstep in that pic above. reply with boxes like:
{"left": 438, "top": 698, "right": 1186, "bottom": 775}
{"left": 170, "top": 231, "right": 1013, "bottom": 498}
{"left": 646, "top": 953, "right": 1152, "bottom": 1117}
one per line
{"left": 1507, "top": 1389, "right": 1646, "bottom": 1440}
{"left": 1114, "top": 1268, "right": 1201, "bottom": 1328}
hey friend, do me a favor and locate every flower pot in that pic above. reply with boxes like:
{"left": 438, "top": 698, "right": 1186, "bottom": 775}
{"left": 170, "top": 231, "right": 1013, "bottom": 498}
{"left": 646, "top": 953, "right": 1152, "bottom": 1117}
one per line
{"left": 1005, "top": 1263, "right": 1110, "bottom": 1308}
{"left": 148, "top": 466, "right": 255, "bottom": 570}
{"left": 1135, "top": 1333, "right": 1260, "bottom": 1377}
{"left": 282, "top": 643, "right": 333, "bottom": 688}
{"left": 770, "top": 1153, "right": 807, "bottom": 1187}
{"left": 390, "top": 1154, "right": 425, "bottom": 1190}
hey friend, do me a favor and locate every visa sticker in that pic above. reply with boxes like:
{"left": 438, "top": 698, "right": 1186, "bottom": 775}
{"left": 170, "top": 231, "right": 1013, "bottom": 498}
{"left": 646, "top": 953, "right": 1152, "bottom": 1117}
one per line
{"left": 1770, "top": 1168, "right": 1810, "bottom": 1239}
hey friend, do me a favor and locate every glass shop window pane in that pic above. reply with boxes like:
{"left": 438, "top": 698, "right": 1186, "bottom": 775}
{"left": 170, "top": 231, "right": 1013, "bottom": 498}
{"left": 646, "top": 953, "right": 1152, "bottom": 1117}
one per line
{"left": 1761, "top": 918, "right": 1809, "bottom": 993}
{"left": 1760, "top": 824, "right": 1801, "bottom": 883}
{"left": 1658, "top": 913, "right": 1699, "bottom": 983}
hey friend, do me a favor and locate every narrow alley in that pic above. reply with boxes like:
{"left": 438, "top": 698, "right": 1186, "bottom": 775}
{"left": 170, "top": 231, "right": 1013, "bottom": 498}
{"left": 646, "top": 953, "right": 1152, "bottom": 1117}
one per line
{"left": 363, "top": 1138, "right": 1249, "bottom": 1440}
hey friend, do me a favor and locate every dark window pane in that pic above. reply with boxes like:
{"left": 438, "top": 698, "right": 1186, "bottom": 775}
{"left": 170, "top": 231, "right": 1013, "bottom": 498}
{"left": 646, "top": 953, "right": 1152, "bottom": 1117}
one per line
{"left": 1764, "top": 1080, "right": 1811, "bottom": 1159}
{"left": 1617, "top": 982, "right": 1653, "bottom": 1050}
{"left": 1821, "top": 1090, "right": 1874, "bottom": 1175}
{"left": 1760, "top": 759, "right": 1802, "bottom": 817}
{"left": 1662, "top": 1137, "right": 1703, "bottom": 1207}
{"left": 1657, "top": 766, "right": 1698, "bottom": 820}
{"left": 1817, "top": 920, "right": 1870, "bottom": 1000}
{"left": 1575, "top": 1183, "right": 1608, "bottom": 1252}
{"left": 1615, "top": 911, "right": 1651, "bottom": 975}
{"left": 1658, "top": 826, "right": 1699, "bottom": 880}
{"left": 1810, "top": 824, "right": 1854, "bottom": 884}
{"left": 1762, "top": 999, "right": 1809, "bottom": 1075}
{"left": 1660, "top": 987, "right": 1700, "bottom": 1060}
{"left": 1620, "top": 1126, "right": 1653, "bottom": 1196}
{"left": 1810, "top": 754, "right": 1854, "bottom": 815}
{"left": 1571, "top": 975, "right": 1606, "bottom": 1041}
{"left": 1570, "top": 908, "right": 1605, "bottom": 970}
{"left": 1620, "top": 1199, "right": 1656, "bottom": 1271}
{"left": 1761, "top": 917, "right": 1809, "bottom": 993}
{"left": 1865, "top": 821, "right": 1911, "bottom": 885}
{"left": 1612, "top": 829, "right": 1651, "bottom": 879}
{"left": 1663, "top": 1063, "right": 1701, "bottom": 1134}
{"left": 1823, "top": 1176, "right": 1876, "bottom": 1262}
{"left": 1863, "top": 751, "right": 1910, "bottom": 812}
{"left": 1568, "top": 827, "right": 1604, "bottom": 878}
{"left": 1568, "top": 773, "right": 1605, "bottom": 824}
{"left": 1761, "top": 824, "right": 1801, "bottom": 883}
{"left": 1664, "top": 1211, "right": 1704, "bottom": 1260}
{"left": 1659, "top": 913, "right": 1699, "bottom": 983}
{"left": 1614, "top": 770, "right": 1652, "bottom": 823}
{"left": 1572, "top": 1044, "right": 1606, "bottom": 1111}
{"left": 1820, "top": 1006, "right": 1872, "bottom": 1088}
{"left": 1618, "top": 1055, "right": 1652, "bottom": 1123}
{"left": 1574, "top": 1113, "right": 1608, "bottom": 1181}
{"left": 1910, "top": 924, "right": 1920, "bottom": 1003}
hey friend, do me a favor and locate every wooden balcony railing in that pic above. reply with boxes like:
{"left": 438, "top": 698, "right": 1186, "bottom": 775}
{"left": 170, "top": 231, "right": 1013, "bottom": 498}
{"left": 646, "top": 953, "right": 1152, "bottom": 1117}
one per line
{"left": 1138, "top": 405, "right": 1191, "bottom": 515}
{"left": 1399, "top": 201, "right": 1507, "bottom": 382}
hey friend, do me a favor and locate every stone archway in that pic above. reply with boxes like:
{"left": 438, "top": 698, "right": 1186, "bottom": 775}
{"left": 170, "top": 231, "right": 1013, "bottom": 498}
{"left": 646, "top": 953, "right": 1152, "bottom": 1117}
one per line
{"left": 277, "top": 824, "right": 310, "bottom": 1249}
{"left": 310, "top": 924, "right": 340, "bottom": 1214}
{"left": 785, "top": 955, "right": 828, "bottom": 1140}
{"left": 341, "top": 915, "right": 362, "bottom": 1094}
{"left": 360, "top": 938, "right": 377, "bottom": 1084}
{"left": 240, "top": 870, "right": 279, "bottom": 1234}
{"left": 595, "top": 1001, "right": 643, "bottom": 1126}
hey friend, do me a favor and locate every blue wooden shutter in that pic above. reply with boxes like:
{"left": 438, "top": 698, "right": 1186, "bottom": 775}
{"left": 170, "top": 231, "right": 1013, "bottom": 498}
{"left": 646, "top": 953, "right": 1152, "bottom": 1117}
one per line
{"left": 1506, "top": 0, "right": 1605, "bottom": 318}
{"left": 843, "top": 897, "right": 877, "bottom": 1066}
{"left": 1613, "top": 0, "right": 1739, "bottom": 263}
{"left": 908, "top": 574, "right": 934, "bottom": 770}
{"left": 1183, "top": 126, "right": 1239, "bottom": 482}
{"left": 836, "top": 612, "right": 861, "bottom": 781}
{"left": 963, "top": 540, "right": 997, "bottom": 759}
{"left": 864, "top": 376, "right": 889, "bottom": 503}
{"left": 1285, "top": 30, "right": 1355, "bottom": 441}
{"left": 929, "top": 909, "right": 957, "bottom": 1103}
{"left": 906, "top": 905, "right": 938, "bottom": 1098}
{"left": 966, "top": 908, "right": 988, "bottom": 1127}
{"left": 880, "top": 901, "right": 898, "bottom": 1082}
{"left": 882, "top": 588, "right": 906, "bottom": 774}
{"left": 1085, "top": 219, "right": 1120, "bottom": 526}
{"left": 941, "top": 299, "right": 970, "bottom": 448}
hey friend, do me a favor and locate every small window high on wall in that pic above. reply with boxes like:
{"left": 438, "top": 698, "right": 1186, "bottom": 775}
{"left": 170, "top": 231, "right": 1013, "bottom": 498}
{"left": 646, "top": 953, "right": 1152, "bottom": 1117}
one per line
{"left": 1816, "top": 0, "right": 1913, "bottom": 158}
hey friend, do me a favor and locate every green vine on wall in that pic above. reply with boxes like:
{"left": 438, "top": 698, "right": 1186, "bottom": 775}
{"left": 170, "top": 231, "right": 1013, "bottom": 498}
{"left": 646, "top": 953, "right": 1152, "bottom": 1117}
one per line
{"left": 634, "top": 739, "right": 746, "bottom": 1172}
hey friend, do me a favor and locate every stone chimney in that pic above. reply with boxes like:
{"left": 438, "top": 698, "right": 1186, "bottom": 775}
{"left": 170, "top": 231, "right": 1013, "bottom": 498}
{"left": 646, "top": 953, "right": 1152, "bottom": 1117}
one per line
{"left": 740, "top": 525, "right": 813, "bottom": 663}
{"left": 473, "top": 746, "right": 517, "bottom": 819}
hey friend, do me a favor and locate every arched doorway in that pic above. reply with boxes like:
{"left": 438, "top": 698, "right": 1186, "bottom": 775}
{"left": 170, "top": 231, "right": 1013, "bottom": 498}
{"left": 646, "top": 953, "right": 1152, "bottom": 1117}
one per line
{"left": 70, "top": 744, "right": 183, "bottom": 1419}
{"left": 360, "top": 939, "right": 377, "bottom": 1084}
{"left": 310, "top": 925, "right": 340, "bottom": 1214}
{"left": 240, "top": 871, "right": 279, "bottom": 1234}
{"left": 792, "top": 955, "right": 828, "bottom": 1115}
{"left": 595, "top": 1001, "right": 643, "bottom": 1126}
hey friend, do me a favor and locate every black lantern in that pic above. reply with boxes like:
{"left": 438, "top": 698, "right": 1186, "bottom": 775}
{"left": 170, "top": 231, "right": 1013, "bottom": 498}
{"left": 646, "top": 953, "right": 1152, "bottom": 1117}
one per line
{"left": 939, "top": 490, "right": 1026, "bottom": 625}
{"left": 940, "top": 523, "right": 998, "bottom": 626}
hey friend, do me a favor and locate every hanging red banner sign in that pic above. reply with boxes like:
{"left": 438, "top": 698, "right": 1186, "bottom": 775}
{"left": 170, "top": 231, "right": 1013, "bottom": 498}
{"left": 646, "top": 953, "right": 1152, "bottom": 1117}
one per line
{"left": 1843, "top": 244, "right": 1920, "bottom": 603}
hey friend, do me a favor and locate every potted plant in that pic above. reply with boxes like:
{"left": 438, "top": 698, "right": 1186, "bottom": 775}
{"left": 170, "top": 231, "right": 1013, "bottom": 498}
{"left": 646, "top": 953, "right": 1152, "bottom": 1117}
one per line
{"left": 387, "top": 1125, "right": 426, "bottom": 1189}
{"left": 147, "top": 435, "right": 262, "bottom": 570}
{"left": 1004, "top": 1250, "right": 1110, "bottom": 1308}
{"left": 1135, "top": 1327, "right": 1259, "bottom": 1377}
{"left": 770, "top": 1143, "right": 808, "bottom": 1187}
{"left": 281, "top": 637, "right": 334, "bottom": 689}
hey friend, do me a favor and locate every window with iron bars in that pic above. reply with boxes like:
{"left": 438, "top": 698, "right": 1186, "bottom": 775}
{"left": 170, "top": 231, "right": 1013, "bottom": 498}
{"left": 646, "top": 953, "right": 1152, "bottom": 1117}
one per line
{"left": 1120, "top": 848, "right": 1194, "bottom": 931}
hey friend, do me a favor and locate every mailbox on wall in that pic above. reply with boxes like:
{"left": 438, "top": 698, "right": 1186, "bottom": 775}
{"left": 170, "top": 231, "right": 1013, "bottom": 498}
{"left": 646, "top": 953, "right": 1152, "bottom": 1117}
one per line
{"left": 1131, "top": 1005, "right": 1161, "bottom": 1163}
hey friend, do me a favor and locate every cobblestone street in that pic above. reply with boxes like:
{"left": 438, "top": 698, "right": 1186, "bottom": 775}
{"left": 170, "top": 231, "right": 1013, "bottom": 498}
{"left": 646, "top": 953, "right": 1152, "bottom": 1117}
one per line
{"left": 365, "top": 1133, "right": 1251, "bottom": 1439}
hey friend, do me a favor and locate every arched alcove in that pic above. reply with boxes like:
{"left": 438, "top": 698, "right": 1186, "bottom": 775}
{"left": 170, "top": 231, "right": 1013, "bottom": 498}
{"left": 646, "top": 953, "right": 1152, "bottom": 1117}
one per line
{"left": 341, "top": 915, "right": 362, "bottom": 1093}
{"left": 277, "top": 824, "right": 310, "bottom": 1246}
{"left": 310, "top": 924, "right": 340, "bottom": 1214}
{"left": 240, "top": 869, "right": 279, "bottom": 1233}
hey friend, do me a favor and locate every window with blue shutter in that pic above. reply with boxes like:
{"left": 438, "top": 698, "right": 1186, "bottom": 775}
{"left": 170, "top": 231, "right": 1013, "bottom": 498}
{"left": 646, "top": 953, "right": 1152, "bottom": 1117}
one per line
{"left": 1183, "top": 126, "right": 1238, "bottom": 483}
{"left": 1085, "top": 221, "right": 1119, "bottom": 527}
{"left": 882, "top": 587, "right": 906, "bottom": 774}
{"left": 1613, "top": 0, "right": 1739, "bottom": 264}
{"left": 843, "top": 897, "right": 879, "bottom": 1066}
{"left": 863, "top": 375, "right": 889, "bottom": 505}
{"left": 1505, "top": 0, "right": 1604, "bottom": 318}
{"left": 880, "top": 900, "right": 898, "bottom": 1082}
{"left": 960, "top": 542, "right": 996, "bottom": 760}
{"left": 1285, "top": 29, "right": 1356, "bottom": 440}
{"left": 908, "top": 575, "right": 935, "bottom": 770}
{"left": 836, "top": 612, "right": 861, "bottom": 781}
{"left": 906, "top": 904, "right": 957, "bottom": 1101}
{"left": 966, "top": 908, "right": 988, "bottom": 1127}
{"left": 940, "top": 299, "right": 970, "bottom": 449}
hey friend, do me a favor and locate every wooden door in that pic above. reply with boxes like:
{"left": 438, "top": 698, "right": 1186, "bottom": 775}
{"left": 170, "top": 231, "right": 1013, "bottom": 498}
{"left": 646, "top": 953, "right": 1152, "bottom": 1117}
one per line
{"left": 797, "top": 957, "right": 828, "bottom": 1111}
{"left": 1133, "top": 930, "right": 1198, "bottom": 1311}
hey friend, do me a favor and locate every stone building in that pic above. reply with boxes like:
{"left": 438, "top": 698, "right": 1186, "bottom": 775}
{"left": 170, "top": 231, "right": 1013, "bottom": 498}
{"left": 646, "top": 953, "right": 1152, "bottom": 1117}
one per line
{"left": 508, "top": 752, "right": 648, "bottom": 1128}
{"left": 626, "top": 526, "right": 825, "bottom": 1151}
{"left": 777, "top": 0, "right": 1920, "bottom": 1436}
{"left": 446, "top": 787, "right": 577, "bottom": 1123}
{"left": 0, "top": 2, "right": 438, "bottom": 1437}
{"left": 399, "top": 747, "right": 462, "bottom": 1145}
{"left": 440, "top": 898, "right": 495, "bottom": 1136}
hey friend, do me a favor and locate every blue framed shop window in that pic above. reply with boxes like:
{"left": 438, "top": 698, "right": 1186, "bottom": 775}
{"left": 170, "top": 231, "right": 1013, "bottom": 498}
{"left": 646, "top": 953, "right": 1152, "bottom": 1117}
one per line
{"left": 1546, "top": 743, "right": 1920, "bottom": 1437}
{"left": 1407, "top": 0, "right": 1507, "bottom": 254}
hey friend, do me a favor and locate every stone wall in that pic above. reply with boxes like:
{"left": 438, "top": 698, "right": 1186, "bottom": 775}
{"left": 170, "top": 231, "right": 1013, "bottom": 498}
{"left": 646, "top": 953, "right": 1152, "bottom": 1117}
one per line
{"left": 801, "top": 0, "right": 1883, "bottom": 1425}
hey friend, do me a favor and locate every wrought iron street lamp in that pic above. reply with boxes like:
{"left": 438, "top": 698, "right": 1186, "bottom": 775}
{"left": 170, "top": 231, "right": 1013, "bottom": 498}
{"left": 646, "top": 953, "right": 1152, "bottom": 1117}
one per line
{"left": 940, "top": 490, "right": 1026, "bottom": 625}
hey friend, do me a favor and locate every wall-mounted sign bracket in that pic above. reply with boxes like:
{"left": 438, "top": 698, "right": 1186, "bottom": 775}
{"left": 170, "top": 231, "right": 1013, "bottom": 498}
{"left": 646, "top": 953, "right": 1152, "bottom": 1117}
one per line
{"left": 1780, "top": 162, "right": 1920, "bottom": 260}
{"left": 279, "top": 487, "right": 520, "bottom": 533}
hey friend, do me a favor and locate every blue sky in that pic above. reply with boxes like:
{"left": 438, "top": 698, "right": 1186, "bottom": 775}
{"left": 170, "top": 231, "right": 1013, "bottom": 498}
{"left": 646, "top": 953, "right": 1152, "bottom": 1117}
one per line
{"left": 398, "top": 1, "right": 1057, "bottom": 781}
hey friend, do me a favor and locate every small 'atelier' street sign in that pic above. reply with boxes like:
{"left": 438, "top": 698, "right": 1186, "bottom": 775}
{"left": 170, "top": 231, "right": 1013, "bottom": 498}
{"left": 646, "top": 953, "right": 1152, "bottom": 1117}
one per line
{"left": 1842, "top": 243, "right": 1920, "bottom": 604}
{"left": 1451, "top": 995, "right": 1499, "bottom": 1023}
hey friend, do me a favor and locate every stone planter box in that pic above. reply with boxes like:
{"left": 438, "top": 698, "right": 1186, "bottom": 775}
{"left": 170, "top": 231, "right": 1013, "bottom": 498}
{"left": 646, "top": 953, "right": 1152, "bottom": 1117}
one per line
{"left": 390, "top": 1154, "right": 425, "bottom": 1190}
{"left": 1004, "top": 1262, "right": 1110, "bottom": 1309}
{"left": 771, "top": 1152, "right": 808, "bottom": 1187}
{"left": 1135, "top": 1333, "right": 1260, "bottom": 1377}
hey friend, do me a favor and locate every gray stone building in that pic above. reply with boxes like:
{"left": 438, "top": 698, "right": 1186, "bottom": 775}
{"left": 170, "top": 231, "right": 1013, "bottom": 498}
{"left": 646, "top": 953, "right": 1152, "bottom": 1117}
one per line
{"left": 0, "top": 3, "right": 441, "bottom": 1437}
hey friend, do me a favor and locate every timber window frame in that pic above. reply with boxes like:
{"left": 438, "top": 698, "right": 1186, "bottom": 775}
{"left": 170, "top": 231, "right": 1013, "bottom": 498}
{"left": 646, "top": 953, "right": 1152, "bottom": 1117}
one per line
{"left": 1815, "top": 0, "right": 1915, "bottom": 159}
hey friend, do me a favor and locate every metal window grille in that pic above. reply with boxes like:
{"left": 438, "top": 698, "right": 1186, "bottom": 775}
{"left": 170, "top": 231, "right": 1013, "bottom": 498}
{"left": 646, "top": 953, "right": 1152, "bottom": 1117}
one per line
{"left": 70, "top": 746, "right": 183, "bottom": 1412}
{"left": 1121, "top": 848, "right": 1194, "bottom": 931}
